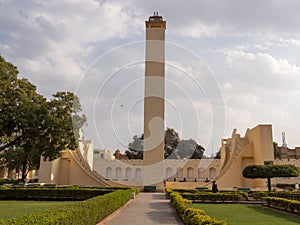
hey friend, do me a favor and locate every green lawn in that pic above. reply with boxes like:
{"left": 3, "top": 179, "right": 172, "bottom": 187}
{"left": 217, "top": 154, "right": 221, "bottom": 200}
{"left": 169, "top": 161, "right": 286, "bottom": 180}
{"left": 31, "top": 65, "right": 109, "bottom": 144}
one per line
{"left": 0, "top": 201, "right": 76, "bottom": 221}
{"left": 192, "top": 203, "right": 300, "bottom": 225}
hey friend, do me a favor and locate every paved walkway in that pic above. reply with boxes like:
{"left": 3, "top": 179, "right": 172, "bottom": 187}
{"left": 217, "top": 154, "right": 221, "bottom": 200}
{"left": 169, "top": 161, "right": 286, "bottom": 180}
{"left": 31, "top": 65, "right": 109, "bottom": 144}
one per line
{"left": 98, "top": 193, "right": 183, "bottom": 225}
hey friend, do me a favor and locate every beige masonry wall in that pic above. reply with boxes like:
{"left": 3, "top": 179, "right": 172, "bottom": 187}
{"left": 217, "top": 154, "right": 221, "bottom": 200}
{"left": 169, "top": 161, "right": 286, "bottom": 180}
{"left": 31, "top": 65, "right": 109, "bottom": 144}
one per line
{"left": 217, "top": 125, "right": 274, "bottom": 189}
{"left": 38, "top": 124, "right": 300, "bottom": 190}
{"left": 39, "top": 150, "right": 108, "bottom": 186}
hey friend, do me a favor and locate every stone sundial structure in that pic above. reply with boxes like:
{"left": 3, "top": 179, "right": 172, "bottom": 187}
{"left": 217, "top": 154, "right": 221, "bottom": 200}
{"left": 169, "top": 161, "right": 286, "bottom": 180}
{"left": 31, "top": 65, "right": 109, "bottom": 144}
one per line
{"left": 37, "top": 13, "right": 291, "bottom": 192}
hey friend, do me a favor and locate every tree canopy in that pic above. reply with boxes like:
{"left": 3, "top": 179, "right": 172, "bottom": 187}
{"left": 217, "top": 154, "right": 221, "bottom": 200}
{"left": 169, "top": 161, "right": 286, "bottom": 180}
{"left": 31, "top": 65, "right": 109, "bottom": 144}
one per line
{"left": 0, "top": 55, "right": 86, "bottom": 181}
{"left": 164, "top": 128, "right": 180, "bottom": 158}
{"left": 125, "top": 127, "right": 205, "bottom": 159}
{"left": 243, "top": 162, "right": 299, "bottom": 192}
{"left": 273, "top": 142, "right": 282, "bottom": 159}
{"left": 126, "top": 135, "right": 143, "bottom": 159}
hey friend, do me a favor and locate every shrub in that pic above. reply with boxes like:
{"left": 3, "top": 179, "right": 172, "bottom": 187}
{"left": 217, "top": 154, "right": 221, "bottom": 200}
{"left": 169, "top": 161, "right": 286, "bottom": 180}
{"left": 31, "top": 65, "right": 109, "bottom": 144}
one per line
{"left": 268, "top": 191, "right": 300, "bottom": 201}
{"left": 180, "top": 192, "right": 245, "bottom": 202}
{"left": 276, "top": 183, "right": 295, "bottom": 190}
{"left": 252, "top": 191, "right": 268, "bottom": 200}
{"left": 0, "top": 188, "right": 115, "bottom": 201}
{"left": 167, "top": 189, "right": 227, "bottom": 225}
{"left": 264, "top": 197, "right": 300, "bottom": 214}
{"left": 172, "top": 189, "right": 199, "bottom": 194}
{"left": 0, "top": 179, "right": 23, "bottom": 185}
{"left": 169, "top": 192, "right": 191, "bottom": 215}
{"left": 4, "top": 189, "right": 133, "bottom": 225}
{"left": 165, "top": 188, "right": 173, "bottom": 198}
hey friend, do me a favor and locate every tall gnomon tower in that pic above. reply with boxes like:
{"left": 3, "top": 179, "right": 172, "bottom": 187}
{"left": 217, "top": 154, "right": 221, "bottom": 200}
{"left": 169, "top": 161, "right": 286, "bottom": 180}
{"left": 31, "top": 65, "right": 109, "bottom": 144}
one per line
{"left": 143, "top": 13, "right": 166, "bottom": 165}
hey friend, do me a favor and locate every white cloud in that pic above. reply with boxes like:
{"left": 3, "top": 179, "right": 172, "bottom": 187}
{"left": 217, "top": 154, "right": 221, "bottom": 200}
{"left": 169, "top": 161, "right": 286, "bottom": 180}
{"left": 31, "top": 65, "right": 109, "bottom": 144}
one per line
{"left": 0, "top": 0, "right": 141, "bottom": 96}
{"left": 277, "top": 38, "right": 300, "bottom": 47}
{"left": 1, "top": 0, "right": 300, "bottom": 149}
{"left": 224, "top": 82, "right": 233, "bottom": 90}
{"left": 271, "top": 109, "right": 291, "bottom": 120}
{"left": 221, "top": 49, "right": 300, "bottom": 93}
{"left": 177, "top": 24, "right": 220, "bottom": 38}
{"left": 225, "top": 106, "right": 253, "bottom": 133}
{"left": 225, "top": 93, "right": 259, "bottom": 106}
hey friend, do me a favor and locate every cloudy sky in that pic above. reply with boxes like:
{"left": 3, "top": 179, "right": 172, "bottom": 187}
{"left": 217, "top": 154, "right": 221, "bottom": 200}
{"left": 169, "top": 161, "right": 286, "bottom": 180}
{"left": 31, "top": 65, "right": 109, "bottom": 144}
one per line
{"left": 1, "top": 0, "right": 300, "bottom": 156}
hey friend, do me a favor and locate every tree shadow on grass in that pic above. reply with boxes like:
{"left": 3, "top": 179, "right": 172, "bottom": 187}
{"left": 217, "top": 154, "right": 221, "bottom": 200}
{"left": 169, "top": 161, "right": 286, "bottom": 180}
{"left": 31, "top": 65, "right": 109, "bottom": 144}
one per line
{"left": 246, "top": 205, "right": 300, "bottom": 224}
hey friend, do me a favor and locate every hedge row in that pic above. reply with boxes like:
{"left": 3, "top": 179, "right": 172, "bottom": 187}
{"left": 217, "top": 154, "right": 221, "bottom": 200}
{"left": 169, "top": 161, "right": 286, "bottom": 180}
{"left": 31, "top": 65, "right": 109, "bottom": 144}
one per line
{"left": 252, "top": 191, "right": 268, "bottom": 200}
{"left": 0, "top": 179, "right": 24, "bottom": 185}
{"left": 252, "top": 191, "right": 300, "bottom": 201}
{"left": 269, "top": 191, "right": 300, "bottom": 201}
{"left": 180, "top": 192, "right": 247, "bottom": 202}
{"left": 166, "top": 189, "right": 226, "bottom": 225}
{"left": 276, "top": 183, "right": 296, "bottom": 190}
{"left": 0, "top": 183, "right": 131, "bottom": 190}
{"left": 0, "top": 189, "right": 134, "bottom": 225}
{"left": 170, "top": 189, "right": 198, "bottom": 194}
{"left": 264, "top": 197, "right": 300, "bottom": 214}
{"left": 0, "top": 188, "right": 115, "bottom": 201}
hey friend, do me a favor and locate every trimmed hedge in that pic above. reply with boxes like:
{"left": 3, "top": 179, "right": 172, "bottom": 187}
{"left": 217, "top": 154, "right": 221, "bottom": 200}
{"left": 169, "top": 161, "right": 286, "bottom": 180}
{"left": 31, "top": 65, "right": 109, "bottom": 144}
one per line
{"left": 276, "top": 183, "right": 295, "bottom": 190}
{"left": 0, "top": 188, "right": 114, "bottom": 201}
{"left": 251, "top": 191, "right": 300, "bottom": 201}
{"left": 269, "top": 191, "right": 300, "bottom": 201}
{"left": 0, "top": 179, "right": 23, "bottom": 185}
{"left": 170, "top": 189, "right": 199, "bottom": 194}
{"left": 180, "top": 192, "right": 246, "bottom": 202}
{"left": 0, "top": 186, "right": 139, "bottom": 201}
{"left": 252, "top": 191, "right": 268, "bottom": 200}
{"left": 0, "top": 189, "right": 133, "bottom": 225}
{"left": 264, "top": 197, "right": 300, "bottom": 214}
{"left": 167, "top": 189, "right": 226, "bottom": 225}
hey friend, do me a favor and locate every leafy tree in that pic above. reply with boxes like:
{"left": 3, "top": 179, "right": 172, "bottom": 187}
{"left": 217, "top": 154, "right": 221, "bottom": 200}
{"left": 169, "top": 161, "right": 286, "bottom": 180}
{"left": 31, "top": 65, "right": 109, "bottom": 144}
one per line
{"left": 0, "top": 56, "right": 44, "bottom": 152}
{"left": 0, "top": 55, "right": 86, "bottom": 181}
{"left": 125, "top": 135, "right": 143, "bottom": 159}
{"left": 164, "top": 127, "right": 180, "bottom": 158}
{"left": 243, "top": 162, "right": 299, "bottom": 192}
{"left": 125, "top": 127, "right": 205, "bottom": 159}
{"left": 173, "top": 139, "right": 205, "bottom": 159}
{"left": 1, "top": 146, "right": 40, "bottom": 181}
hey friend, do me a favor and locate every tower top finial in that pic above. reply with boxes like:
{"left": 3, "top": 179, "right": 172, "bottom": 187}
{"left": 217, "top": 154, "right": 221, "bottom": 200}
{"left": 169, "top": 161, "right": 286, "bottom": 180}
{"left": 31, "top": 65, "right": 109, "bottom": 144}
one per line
{"left": 149, "top": 12, "right": 163, "bottom": 22}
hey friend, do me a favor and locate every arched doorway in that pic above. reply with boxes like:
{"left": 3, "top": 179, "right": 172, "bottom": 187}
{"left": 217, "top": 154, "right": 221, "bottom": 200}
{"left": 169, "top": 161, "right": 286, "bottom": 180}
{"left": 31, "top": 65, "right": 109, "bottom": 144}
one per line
{"left": 187, "top": 167, "right": 194, "bottom": 179}
{"left": 106, "top": 167, "right": 112, "bottom": 178}
{"left": 135, "top": 168, "right": 142, "bottom": 178}
{"left": 166, "top": 167, "right": 172, "bottom": 179}
{"left": 209, "top": 167, "right": 216, "bottom": 179}
{"left": 198, "top": 167, "right": 205, "bottom": 179}
{"left": 125, "top": 167, "right": 131, "bottom": 178}
{"left": 116, "top": 167, "right": 122, "bottom": 178}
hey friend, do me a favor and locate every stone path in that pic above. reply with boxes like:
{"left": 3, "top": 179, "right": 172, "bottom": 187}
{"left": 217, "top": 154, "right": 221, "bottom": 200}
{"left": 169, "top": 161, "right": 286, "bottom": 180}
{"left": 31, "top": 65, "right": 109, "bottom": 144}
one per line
{"left": 98, "top": 193, "right": 183, "bottom": 225}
